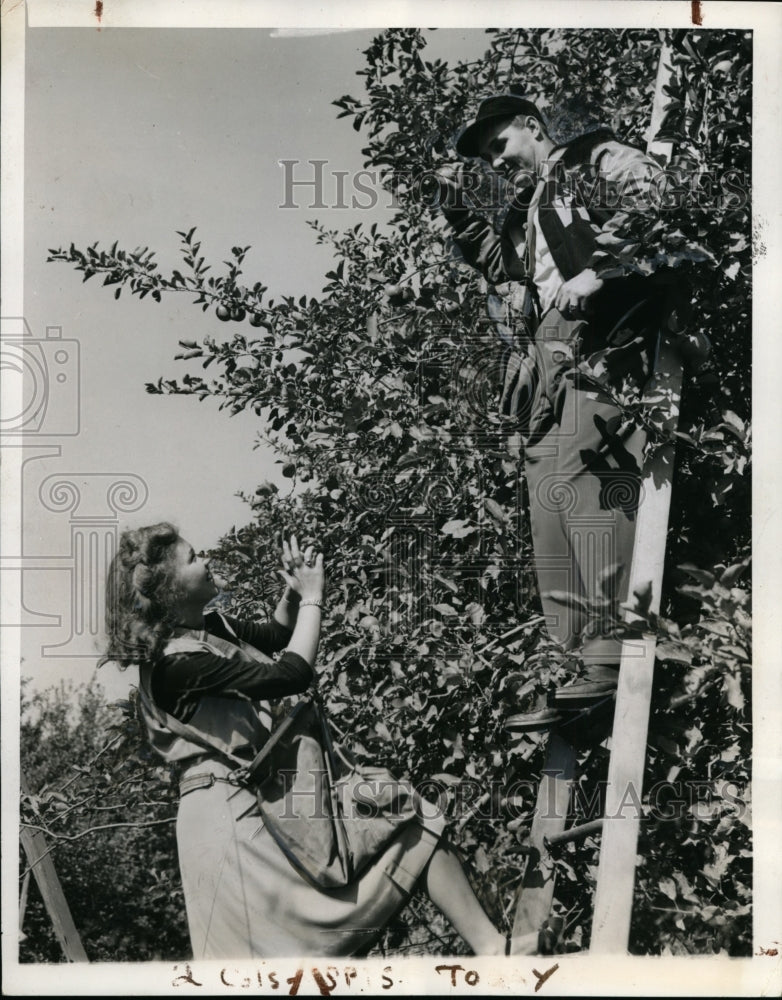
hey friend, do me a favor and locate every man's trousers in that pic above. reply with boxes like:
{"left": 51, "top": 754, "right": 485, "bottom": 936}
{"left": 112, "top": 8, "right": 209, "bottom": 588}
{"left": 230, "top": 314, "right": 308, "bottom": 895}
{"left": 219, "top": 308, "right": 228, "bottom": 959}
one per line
{"left": 519, "top": 297, "right": 664, "bottom": 665}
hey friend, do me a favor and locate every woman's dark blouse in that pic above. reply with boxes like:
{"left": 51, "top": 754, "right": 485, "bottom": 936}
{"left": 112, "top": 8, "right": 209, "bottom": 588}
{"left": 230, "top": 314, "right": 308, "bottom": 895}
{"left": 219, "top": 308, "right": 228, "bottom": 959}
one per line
{"left": 152, "top": 611, "right": 313, "bottom": 721}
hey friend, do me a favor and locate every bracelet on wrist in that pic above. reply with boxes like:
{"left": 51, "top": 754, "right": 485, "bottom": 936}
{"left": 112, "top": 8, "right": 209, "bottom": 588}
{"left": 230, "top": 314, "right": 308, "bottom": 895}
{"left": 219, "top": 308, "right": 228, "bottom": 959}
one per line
{"left": 299, "top": 598, "right": 322, "bottom": 608}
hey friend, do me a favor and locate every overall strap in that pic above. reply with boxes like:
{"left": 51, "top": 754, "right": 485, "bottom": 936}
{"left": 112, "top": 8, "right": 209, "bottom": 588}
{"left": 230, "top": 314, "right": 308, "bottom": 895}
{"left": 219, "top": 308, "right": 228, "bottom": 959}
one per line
{"left": 525, "top": 178, "right": 546, "bottom": 272}
{"left": 522, "top": 177, "right": 547, "bottom": 328}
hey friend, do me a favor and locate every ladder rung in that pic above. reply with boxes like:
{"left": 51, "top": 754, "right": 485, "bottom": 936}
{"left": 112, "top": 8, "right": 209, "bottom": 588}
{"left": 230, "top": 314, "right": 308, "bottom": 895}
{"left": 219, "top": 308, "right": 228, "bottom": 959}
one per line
{"left": 544, "top": 818, "right": 604, "bottom": 849}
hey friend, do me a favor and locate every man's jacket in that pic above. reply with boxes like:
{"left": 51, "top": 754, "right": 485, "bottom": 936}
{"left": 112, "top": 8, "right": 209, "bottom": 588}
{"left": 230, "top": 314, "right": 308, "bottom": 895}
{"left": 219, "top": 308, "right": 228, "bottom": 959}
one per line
{"left": 442, "top": 128, "right": 665, "bottom": 300}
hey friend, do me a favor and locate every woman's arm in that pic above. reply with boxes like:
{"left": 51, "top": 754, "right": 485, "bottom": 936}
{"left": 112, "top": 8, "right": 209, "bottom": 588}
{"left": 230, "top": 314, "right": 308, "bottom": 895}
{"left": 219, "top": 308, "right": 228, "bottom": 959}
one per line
{"left": 271, "top": 583, "right": 300, "bottom": 631}
{"left": 283, "top": 604, "right": 322, "bottom": 670}
{"left": 277, "top": 535, "right": 325, "bottom": 670}
{"left": 152, "top": 643, "right": 313, "bottom": 719}
{"left": 152, "top": 537, "right": 325, "bottom": 719}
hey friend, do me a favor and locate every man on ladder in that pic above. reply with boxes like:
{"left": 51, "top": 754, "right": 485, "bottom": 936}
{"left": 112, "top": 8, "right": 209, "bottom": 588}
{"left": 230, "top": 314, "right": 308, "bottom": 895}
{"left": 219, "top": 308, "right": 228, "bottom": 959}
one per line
{"left": 435, "top": 90, "right": 708, "bottom": 954}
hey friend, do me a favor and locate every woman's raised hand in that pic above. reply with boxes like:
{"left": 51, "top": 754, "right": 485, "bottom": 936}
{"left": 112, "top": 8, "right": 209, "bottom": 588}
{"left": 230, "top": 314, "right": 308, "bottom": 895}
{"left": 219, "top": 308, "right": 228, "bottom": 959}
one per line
{"left": 279, "top": 535, "right": 325, "bottom": 601}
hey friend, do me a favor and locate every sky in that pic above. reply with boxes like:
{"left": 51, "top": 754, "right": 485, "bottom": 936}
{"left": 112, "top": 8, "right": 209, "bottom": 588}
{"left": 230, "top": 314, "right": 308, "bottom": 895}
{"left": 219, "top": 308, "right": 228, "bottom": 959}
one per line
{"left": 19, "top": 26, "right": 491, "bottom": 697}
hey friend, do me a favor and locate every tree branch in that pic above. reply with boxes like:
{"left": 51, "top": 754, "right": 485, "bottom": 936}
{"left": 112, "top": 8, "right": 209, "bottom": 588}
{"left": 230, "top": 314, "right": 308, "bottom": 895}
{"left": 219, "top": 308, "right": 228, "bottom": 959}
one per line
{"left": 20, "top": 817, "right": 176, "bottom": 878}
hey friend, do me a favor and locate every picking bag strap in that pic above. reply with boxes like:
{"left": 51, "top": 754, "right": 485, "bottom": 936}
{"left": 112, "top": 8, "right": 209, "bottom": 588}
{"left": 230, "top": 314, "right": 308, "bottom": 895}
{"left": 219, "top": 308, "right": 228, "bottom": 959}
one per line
{"left": 212, "top": 612, "right": 276, "bottom": 666}
{"left": 244, "top": 696, "right": 314, "bottom": 784}
{"left": 137, "top": 663, "right": 251, "bottom": 771}
{"left": 313, "top": 693, "right": 341, "bottom": 774}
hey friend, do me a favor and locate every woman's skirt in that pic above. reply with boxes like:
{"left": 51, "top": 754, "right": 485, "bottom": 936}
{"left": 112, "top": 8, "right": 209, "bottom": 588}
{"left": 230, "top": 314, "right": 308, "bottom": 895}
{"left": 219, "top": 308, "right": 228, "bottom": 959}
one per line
{"left": 175, "top": 758, "right": 446, "bottom": 958}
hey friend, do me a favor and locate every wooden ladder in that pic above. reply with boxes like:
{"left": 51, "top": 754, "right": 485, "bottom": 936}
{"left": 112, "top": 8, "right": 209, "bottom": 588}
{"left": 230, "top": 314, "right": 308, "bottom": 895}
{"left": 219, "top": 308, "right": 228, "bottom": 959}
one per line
{"left": 19, "top": 772, "right": 89, "bottom": 962}
{"left": 510, "top": 335, "right": 683, "bottom": 954}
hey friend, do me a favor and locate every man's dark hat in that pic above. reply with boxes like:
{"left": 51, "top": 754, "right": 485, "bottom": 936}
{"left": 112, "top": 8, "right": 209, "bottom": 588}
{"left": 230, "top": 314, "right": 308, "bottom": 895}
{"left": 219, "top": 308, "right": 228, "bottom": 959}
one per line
{"left": 455, "top": 95, "right": 543, "bottom": 157}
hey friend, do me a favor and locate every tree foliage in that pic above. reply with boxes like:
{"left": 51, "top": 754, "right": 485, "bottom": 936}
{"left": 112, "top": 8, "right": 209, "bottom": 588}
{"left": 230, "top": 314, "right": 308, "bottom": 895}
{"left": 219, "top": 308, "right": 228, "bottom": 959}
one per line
{"left": 39, "top": 28, "right": 752, "bottom": 959}
{"left": 19, "top": 681, "right": 188, "bottom": 962}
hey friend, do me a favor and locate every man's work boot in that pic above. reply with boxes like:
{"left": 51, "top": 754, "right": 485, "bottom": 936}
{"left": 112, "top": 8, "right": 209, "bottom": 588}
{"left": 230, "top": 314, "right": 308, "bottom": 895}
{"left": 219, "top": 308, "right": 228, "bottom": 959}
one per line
{"left": 550, "top": 663, "right": 619, "bottom": 710}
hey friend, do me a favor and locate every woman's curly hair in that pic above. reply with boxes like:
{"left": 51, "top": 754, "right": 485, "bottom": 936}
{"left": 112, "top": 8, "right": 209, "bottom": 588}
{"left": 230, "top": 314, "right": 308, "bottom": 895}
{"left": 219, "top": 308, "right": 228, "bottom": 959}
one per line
{"left": 101, "top": 521, "right": 183, "bottom": 668}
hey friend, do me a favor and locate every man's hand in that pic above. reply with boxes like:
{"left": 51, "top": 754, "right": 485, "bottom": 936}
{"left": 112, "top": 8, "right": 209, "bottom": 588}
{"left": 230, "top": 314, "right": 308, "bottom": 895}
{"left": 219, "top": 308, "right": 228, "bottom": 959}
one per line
{"left": 554, "top": 268, "right": 604, "bottom": 316}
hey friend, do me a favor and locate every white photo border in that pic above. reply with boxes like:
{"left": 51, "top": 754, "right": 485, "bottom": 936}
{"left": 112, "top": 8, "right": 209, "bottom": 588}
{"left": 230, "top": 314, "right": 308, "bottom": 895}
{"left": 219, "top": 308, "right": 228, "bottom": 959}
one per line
{"left": 2, "top": 1, "right": 780, "bottom": 995}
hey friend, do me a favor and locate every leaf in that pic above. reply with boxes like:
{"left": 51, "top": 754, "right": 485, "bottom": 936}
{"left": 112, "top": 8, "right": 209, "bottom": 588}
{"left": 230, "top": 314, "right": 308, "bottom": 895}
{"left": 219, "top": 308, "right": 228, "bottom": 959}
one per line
{"left": 484, "top": 498, "right": 508, "bottom": 524}
{"left": 430, "top": 773, "right": 461, "bottom": 787}
{"left": 719, "top": 644, "right": 748, "bottom": 662}
{"left": 632, "top": 580, "right": 654, "bottom": 617}
{"left": 717, "top": 410, "right": 748, "bottom": 443}
{"left": 678, "top": 564, "right": 716, "bottom": 587}
{"left": 472, "top": 846, "right": 491, "bottom": 873}
{"left": 655, "top": 641, "right": 692, "bottom": 665}
{"left": 432, "top": 603, "right": 458, "bottom": 617}
{"left": 597, "top": 561, "right": 624, "bottom": 600}
{"left": 442, "top": 732, "right": 465, "bottom": 765}
{"left": 440, "top": 519, "right": 477, "bottom": 538}
{"left": 658, "top": 876, "right": 677, "bottom": 900}
{"left": 672, "top": 871, "right": 699, "bottom": 904}
{"left": 709, "top": 478, "right": 734, "bottom": 507}
{"left": 374, "top": 720, "right": 393, "bottom": 741}
{"left": 545, "top": 590, "right": 589, "bottom": 612}
{"left": 703, "top": 843, "right": 734, "bottom": 884}
{"left": 720, "top": 560, "right": 749, "bottom": 587}
{"left": 722, "top": 673, "right": 745, "bottom": 712}
{"left": 465, "top": 602, "right": 485, "bottom": 625}
{"left": 684, "top": 726, "right": 704, "bottom": 752}
{"left": 677, "top": 583, "right": 708, "bottom": 603}
{"left": 701, "top": 620, "right": 732, "bottom": 638}
{"left": 329, "top": 643, "right": 358, "bottom": 665}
